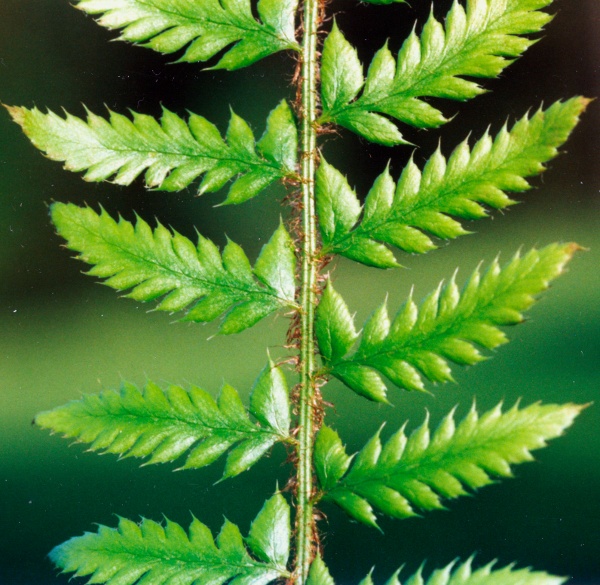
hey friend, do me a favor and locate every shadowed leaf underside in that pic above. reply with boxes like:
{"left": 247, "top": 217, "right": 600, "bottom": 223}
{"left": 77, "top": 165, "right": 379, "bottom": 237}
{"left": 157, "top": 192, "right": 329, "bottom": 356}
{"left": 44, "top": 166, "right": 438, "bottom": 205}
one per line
{"left": 73, "top": 0, "right": 301, "bottom": 70}
{"left": 319, "top": 0, "right": 555, "bottom": 144}
{"left": 316, "top": 243, "right": 578, "bottom": 401}
{"left": 35, "top": 363, "right": 290, "bottom": 478}
{"left": 317, "top": 98, "right": 588, "bottom": 268}
{"left": 51, "top": 494, "right": 291, "bottom": 585}
{"left": 314, "top": 402, "right": 584, "bottom": 527}
{"left": 51, "top": 203, "right": 297, "bottom": 334}
{"left": 7, "top": 100, "right": 298, "bottom": 204}
{"left": 307, "top": 555, "right": 566, "bottom": 585}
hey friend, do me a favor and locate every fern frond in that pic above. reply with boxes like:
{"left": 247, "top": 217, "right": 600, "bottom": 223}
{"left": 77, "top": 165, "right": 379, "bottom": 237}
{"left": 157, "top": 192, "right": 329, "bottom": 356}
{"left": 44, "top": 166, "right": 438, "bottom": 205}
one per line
{"left": 316, "top": 243, "right": 578, "bottom": 401}
{"left": 73, "top": 0, "right": 301, "bottom": 70}
{"left": 52, "top": 203, "right": 297, "bottom": 334}
{"left": 307, "top": 555, "right": 566, "bottom": 585}
{"left": 7, "top": 100, "right": 298, "bottom": 204}
{"left": 50, "top": 494, "right": 291, "bottom": 584}
{"left": 35, "top": 363, "right": 290, "bottom": 478}
{"left": 319, "top": 0, "right": 556, "bottom": 145}
{"left": 317, "top": 98, "right": 589, "bottom": 267}
{"left": 315, "top": 402, "right": 585, "bottom": 527}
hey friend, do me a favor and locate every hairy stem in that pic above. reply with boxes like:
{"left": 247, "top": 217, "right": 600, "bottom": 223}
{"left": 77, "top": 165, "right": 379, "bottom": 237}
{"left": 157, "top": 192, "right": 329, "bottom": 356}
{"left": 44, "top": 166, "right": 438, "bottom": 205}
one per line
{"left": 295, "top": 0, "right": 320, "bottom": 581}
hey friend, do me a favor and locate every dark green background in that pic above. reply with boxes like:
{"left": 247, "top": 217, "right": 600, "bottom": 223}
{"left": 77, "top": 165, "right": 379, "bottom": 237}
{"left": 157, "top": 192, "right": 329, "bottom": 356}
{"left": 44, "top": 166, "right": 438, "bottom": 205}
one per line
{"left": 1, "top": 1, "right": 598, "bottom": 584}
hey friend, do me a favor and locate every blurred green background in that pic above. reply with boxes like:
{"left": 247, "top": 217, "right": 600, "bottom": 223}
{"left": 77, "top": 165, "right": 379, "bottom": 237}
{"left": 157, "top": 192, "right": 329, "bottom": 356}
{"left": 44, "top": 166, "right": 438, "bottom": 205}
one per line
{"left": 0, "top": 1, "right": 598, "bottom": 584}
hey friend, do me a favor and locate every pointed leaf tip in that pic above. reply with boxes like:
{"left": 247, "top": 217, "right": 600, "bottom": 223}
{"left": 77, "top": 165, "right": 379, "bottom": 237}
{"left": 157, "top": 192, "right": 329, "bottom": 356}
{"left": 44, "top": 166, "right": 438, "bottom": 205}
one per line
{"left": 250, "top": 363, "right": 291, "bottom": 437}
{"left": 247, "top": 493, "right": 291, "bottom": 569}
{"left": 307, "top": 555, "right": 335, "bottom": 585}
{"left": 316, "top": 281, "right": 359, "bottom": 364}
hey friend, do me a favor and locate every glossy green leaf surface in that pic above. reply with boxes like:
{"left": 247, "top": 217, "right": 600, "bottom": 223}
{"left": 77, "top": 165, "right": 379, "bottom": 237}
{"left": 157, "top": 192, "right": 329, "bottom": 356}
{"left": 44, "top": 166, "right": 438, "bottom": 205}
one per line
{"left": 315, "top": 402, "right": 584, "bottom": 527}
{"left": 50, "top": 494, "right": 291, "bottom": 585}
{"left": 315, "top": 282, "right": 359, "bottom": 363}
{"left": 307, "top": 556, "right": 566, "bottom": 585}
{"left": 51, "top": 203, "right": 297, "bottom": 334}
{"left": 35, "top": 363, "right": 290, "bottom": 478}
{"left": 319, "top": 0, "right": 555, "bottom": 144}
{"left": 306, "top": 556, "right": 336, "bottom": 585}
{"left": 317, "top": 98, "right": 588, "bottom": 267}
{"left": 316, "top": 244, "right": 578, "bottom": 401}
{"left": 73, "top": 0, "right": 300, "bottom": 70}
{"left": 7, "top": 100, "right": 298, "bottom": 203}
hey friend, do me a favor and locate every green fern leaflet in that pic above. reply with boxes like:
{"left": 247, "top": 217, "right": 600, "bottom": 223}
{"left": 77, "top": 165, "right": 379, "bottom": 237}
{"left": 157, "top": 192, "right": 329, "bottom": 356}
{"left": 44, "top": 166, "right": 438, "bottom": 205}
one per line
{"left": 36, "top": 363, "right": 290, "bottom": 478}
{"left": 317, "top": 98, "right": 589, "bottom": 268}
{"left": 7, "top": 100, "right": 298, "bottom": 204}
{"left": 319, "top": 0, "right": 555, "bottom": 144}
{"left": 73, "top": 0, "right": 301, "bottom": 70}
{"left": 307, "top": 556, "right": 566, "bottom": 585}
{"left": 51, "top": 494, "right": 291, "bottom": 585}
{"left": 52, "top": 203, "right": 297, "bottom": 334}
{"left": 316, "top": 243, "right": 578, "bottom": 401}
{"left": 314, "top": 402, "right": 585, "bottom": 527}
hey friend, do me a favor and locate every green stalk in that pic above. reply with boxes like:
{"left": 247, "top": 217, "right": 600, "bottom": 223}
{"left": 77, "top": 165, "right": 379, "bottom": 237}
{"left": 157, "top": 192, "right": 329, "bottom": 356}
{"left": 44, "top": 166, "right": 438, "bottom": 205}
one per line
{"left": 295, "top": 0, "right": 320, "bottom": 581}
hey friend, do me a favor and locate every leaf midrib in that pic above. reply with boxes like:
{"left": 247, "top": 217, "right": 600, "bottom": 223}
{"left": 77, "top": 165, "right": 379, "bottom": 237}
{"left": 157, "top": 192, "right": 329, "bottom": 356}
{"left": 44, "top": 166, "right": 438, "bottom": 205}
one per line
{"left": 77, "top": 408, "right": 262, "bottom": 437}
{"left": 330, "top": 418, "right": 528, "bottom": 494}
{"left": 43, "top": 129, "right": 286, "bottom": 175}
{"left": 88, "top": 543, "right": 280, "bottom": 574}
{"left": 74, "top": 400, "right": 284, "bottom": 439}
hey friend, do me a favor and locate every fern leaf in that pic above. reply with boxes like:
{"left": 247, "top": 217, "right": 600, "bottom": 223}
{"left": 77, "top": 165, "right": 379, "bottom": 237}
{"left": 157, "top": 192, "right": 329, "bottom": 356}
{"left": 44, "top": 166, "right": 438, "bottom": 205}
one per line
{"left": 315, "top": 402, "right": 585, "bottom": 527}
{"left": 7, "top": 100, "right": 298, "bottom": 203}
{"left": 307, "top": 556, "right": 566, "bottom": 585}
{"left": 317, "top": 98, "right": 589, "bottom": 267}
{"left": 35, "top": 363, "right": 290, "bottom": 478}
{"left": 51, "top": 203, "right": 297, "bottom": 334}
{"left": 319, "top": 0, "right": 555, "bottom": 144}
{"left": 73, "top": 0, "right": 301, "bottom": 70}
{"left": 316, "top": 244, "right": 578, "bottom": 401}
{"left": 50, "top": 494, "right": 291, "bottom": 584}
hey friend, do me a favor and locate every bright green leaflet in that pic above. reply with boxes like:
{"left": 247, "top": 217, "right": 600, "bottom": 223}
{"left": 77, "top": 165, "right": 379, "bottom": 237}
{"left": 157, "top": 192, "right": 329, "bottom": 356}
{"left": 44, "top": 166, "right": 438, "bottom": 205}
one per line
{"left": 51, "top": 494, "right": 291, "bottom": 585}
{"left": 51, "top": 203, "right": 297, "bottom": 334}
{"left": 36, "top": 363, "right": 291, "bottom": 478}
{"left": 316, "top": 98, "right": 589, "bottom": 268}
{"left": 7, "top": 100, "right": 298, "bottom": 204}
{"left": 73, "top": 0, "right": 301, "bottom": 70}
{"left": 314, "top": 402, "right": 585, "bottom": 527}
{"left": 319, "top": 0, "right": 555, "bottom": 144}
{"left": 316, "top": 244, "right": 579, "bottom": 402}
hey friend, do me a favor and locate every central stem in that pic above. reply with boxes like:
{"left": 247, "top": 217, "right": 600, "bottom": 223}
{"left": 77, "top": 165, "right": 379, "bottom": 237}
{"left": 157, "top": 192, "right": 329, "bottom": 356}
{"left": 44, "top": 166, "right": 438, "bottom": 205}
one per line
{"left": 296, "top": 0, "right": 319, "bottom": 581}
